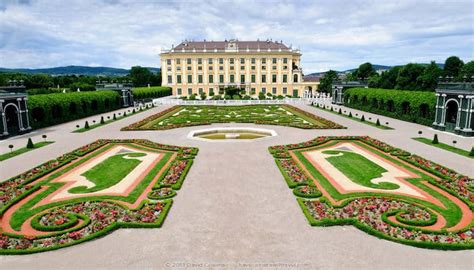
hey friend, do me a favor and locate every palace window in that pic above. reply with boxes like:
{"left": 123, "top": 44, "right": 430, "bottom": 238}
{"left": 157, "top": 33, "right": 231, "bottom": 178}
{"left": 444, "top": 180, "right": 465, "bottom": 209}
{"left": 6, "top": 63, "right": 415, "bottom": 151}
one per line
{"left": 272, "top": 87, "right": 277, "bottom": 94}
{"left": 261, "top": 74, "right": 266, "bottom": 83}
{"left": 219, "top": 74, "right": 224, "bottom": 83}
{"left": 187, "top": 66, "right": 191, "bottom": 71}
{"left": 261, "top": 87, "right": 266, "bottom": 94}
{"left": 240, "top": 58, "right": 245, "bottom": 64}
{"left": 219, "top": 58, "right": 224, "bottom": 64}
{"left": 230, "top": 74, "right": 235, "bottom": 83}
{"left": 240, "top": 65, "right": 245, "bottom": 70}
{"left": 177, "top": 75, "right": 182, "bottom": 84}
{"left": 176, "top": 59, "right": 181, "bottom": 64}
{"left": 177, "top": 88, "right": 182, "bottom": 95}
{"left": 251, "top": 74, "right": 256, "bottom": 83}
{"left": 230, "top": 58, "right": 234, "bottom": 64}
{"left": 188, "top": 88, "right": 192, "bottom": 95}
{"left": 198, "top": 66, "right": 202, "bottom": 71}
{"left": 241, "top": 74, "right": 245, "bottom": 83}
{"left": 198, "top": 75, "right": 203, "bottom": 83}
{"left": 282, "top": 87, "right": 287, "bottom": 95}
{"left": 198, "top": 58, "right": 202, "bottom": 64}
{"left": 272, "top": 58, "right": 277, "bottom": 64}
{"left": 208, "top": 58, "right": 213, "bottom": 64}
{"left": 230, "top": 66, "right": 234, "bottom": 71}
{"left": 176, "top": 66, "right": 181, "bottom": 71}
{"left": 283, "top": 58, "right": 287, "bottom": 64}
{"left": 209, "top": 66, "right": 213, "bottom": 71}
{"left": 167, "top": 75, "right": 172, "bottom": 83}
{"left": 219, "top": 66, "right": 224, "bottom": 71}
{"left": 251, "top": 58, "right": 256, "bottom": 64}
{"left": 261, "top": 58, "right": 266, "bottom": 64}
{"left": 251, "top": 66, "right": 256, "bottom": 70}
{"left": 166, "top": 59, "right": 171, "bottom": 65}
{"left": 199, "top": 88, "right": 203, "bottom": 94}
{"left": 187, "top": 75, "right": 193, "bottom": 83}
{"left": 272, "top": 66, "right": 277, "bottom": 70}
{"left": 283, "top": 65, "right": 288, "bottom": 70}
{"left": 272, "top": 74, "right": 277, "bottom": 83}
{"left": 187, "top": 58, "right": 191, "bottom": 64}
{"left": 262, "top": 65, "right": 266, "bottom": 70}
{"left": 251, "top": 88, "right": 256, "bottom": 94}
{"left": 283, "top": 74, "right": 287, "bottom": 83}
{"left": 209, "top": 75, "right": 214, "bottom": 83}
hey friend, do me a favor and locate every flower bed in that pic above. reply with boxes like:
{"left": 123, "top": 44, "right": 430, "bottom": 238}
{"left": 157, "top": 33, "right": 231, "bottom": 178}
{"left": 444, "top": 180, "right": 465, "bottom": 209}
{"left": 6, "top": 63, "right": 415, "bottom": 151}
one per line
{"left": 121, "top": 105, "right": 345, "bottom": 131}
{"left": 148, "top": 188, "right": 176, "bottom": 200}
{"left": 0, "top": 139, "right": 197, "bottom": 254}
{"left": 270, "top": 136, "right": 474, "bottom": 250}
{"left": 302, "top": 198, "right": 472, "bottom": 249}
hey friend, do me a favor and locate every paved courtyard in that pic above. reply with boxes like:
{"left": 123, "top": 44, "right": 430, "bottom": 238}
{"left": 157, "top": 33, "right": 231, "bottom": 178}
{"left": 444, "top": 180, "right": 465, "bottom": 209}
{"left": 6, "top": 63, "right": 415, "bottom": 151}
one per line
{"left": 0, "top": 103, "right": 472, "bottom": 269}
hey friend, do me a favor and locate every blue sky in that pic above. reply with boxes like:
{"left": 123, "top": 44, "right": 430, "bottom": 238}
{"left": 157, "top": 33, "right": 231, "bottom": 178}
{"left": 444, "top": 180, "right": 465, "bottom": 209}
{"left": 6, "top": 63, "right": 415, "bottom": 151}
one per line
{"left": 0, "top": 0, "right": 473, "bottom": 73}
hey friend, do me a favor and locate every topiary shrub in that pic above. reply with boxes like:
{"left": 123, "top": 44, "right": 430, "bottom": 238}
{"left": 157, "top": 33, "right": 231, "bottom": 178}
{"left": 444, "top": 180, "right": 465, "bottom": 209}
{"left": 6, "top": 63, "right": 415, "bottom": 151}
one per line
{"left": 376, "top": 119, "right": 380, "bottom": 126}
{"left": 361, "top": 115, "right": 365, "bottom": 122}
{"left": 113, "top": 113, "right": 116, "bottom": 120}
{"left": 26, "top": 138, "right": 34, "bottom": 149}
{"left": 432, "top": 134, "right": 439, "bottom": 144}
{"left": 348, "top": 112, "right": 353, "bottom": 118}
{"left": 84, "top": 121, "right": 90, "bottom": 129}
{"left": 100, "top": 116, "right": 105, "bottom": 124}
{"left": 338, "top": 108, "right": 342, "bottom": 114}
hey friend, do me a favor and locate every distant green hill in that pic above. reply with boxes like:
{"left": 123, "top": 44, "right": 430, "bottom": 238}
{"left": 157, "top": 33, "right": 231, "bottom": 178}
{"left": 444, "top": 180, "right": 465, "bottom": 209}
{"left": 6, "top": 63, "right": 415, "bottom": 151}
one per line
{"left": 0, "top": 65, "right": 161, "bottom": 76}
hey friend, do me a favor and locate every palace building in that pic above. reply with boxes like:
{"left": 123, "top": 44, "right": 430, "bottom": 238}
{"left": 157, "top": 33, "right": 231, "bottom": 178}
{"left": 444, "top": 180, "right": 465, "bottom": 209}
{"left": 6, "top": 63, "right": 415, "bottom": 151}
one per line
{"left": 160, "top": 39, "right": 319, "bottom": 97}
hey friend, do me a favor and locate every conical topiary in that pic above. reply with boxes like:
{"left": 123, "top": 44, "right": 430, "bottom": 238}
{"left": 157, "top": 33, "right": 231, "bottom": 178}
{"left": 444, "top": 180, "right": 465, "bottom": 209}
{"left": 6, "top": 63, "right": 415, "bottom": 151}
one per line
{"left": 338, "top": 108, "right": 342, "bottom": 114}
{"left": 376, "top": 119, "right": 380, "bottom": 126}
{"left": 348, "top": 112, "right": 353, "bottom": 118}
{"left": 26, "top": 138, "right": 34, "bottom": 149}
{"left": 361, "top": 115, "right": 365, "bottom": 122}
{"left": 100, "top": 116, "right": 105, "bottom": 124}
{"left": 113, "top": 113, "right": 116, "bottom": 120}
{"left": 469, "top": 147, "right": 474, "bottom": 157}
{"left": 432, "top": 134, "right": 439, "bottom": 144}
{"left": 85, "top": 121, "right": 90, "bottom": 129}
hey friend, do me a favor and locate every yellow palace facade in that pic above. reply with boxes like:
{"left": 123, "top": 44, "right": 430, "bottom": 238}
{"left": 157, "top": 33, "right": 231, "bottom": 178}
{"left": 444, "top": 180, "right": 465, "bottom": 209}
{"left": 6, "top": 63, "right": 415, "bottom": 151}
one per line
{"left": 160, "top": 39, "right": 319, "bottom": 97}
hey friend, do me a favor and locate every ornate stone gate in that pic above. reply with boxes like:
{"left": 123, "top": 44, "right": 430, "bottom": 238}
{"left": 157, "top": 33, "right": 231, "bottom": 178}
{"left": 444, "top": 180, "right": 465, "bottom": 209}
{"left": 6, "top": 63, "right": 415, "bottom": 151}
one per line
{"left": 432, "top": 81, "right": 473, "bottom": 136}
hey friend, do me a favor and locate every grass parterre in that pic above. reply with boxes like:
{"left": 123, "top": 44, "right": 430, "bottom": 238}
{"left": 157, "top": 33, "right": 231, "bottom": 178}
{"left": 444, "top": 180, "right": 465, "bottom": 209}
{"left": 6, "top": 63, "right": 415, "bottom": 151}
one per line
{"left": 0, "top": 139, "right": 198, "bottom": 254}
{"left": 269, "top": 136, "right": 473, "bottom": 250}
{"left": 121, "top": 105, "right": 345, "bottom": 131}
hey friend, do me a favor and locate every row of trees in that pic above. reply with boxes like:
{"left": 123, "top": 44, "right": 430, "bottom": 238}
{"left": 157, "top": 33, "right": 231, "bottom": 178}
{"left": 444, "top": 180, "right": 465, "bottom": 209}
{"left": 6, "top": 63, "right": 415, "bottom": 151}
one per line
{"left": 319, "top": 56, "right": 474, "bottom": 92}
{"left": 0, "top": 66, "right": 161, "bottom": 94}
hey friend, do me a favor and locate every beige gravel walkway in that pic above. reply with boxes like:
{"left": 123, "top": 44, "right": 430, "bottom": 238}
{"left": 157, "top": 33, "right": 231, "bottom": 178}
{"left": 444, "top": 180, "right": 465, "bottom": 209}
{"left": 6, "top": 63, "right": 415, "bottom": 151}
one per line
{"left": 0, "top": 103, "right": 472, "bottom": 269}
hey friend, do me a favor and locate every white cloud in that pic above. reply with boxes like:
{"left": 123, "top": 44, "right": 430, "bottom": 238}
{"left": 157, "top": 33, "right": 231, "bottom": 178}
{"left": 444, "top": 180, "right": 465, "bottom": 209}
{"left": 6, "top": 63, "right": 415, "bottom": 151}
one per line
{"left": 0, "top": 0, "right": 472, "bottom": 73}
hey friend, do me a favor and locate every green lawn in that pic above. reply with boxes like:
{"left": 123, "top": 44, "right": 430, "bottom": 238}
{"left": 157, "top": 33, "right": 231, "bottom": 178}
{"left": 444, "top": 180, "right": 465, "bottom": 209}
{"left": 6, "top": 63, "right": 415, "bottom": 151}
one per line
{"left": 69, "top": 152, "right": 146, "bottom": 193}
{"left": 73, "top": 106, "right": 153, "bottom": 133}
{"left": 314, "top": 105, "right": 393, "bottom": 130}
{"left": 323, "top": 150, "right": 399, "bottom": 190}
{"left": 132, "top": 105, "right": 342, "bottom": 130}
{"left": 413, "top": 137, "right": 473, "bottom": 159}
{"left": 0, "top": 141, "right": 55, "bottom": 161}
{"left": 199, "top": 132, "right": 267, "bottom": 140}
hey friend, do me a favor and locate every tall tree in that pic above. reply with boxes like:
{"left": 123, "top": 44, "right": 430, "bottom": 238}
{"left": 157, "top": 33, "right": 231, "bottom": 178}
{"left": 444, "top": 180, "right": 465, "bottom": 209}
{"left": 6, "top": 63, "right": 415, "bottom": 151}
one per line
{"left": 377, "top": 66, "right": 401, "bottom": 89}
{"left": 396, "top": 63, "right": 425, "bottom": 90}
{"left": 318, "top": 70, "right": 338, "bottom": 93}
{"left": 443, "top": 56, "right": 464, "bottom": 78}
{"left": 129, "top": 66, "right": 154, "bottom": 87}
{"left": 356, "top": 62, "right": 375, "bottom": 79}
{"left": 458, "top": 61, "right": 474, "bottom": 81}
{"left": 419, "top": 61, "right": 442, "bottom": 91}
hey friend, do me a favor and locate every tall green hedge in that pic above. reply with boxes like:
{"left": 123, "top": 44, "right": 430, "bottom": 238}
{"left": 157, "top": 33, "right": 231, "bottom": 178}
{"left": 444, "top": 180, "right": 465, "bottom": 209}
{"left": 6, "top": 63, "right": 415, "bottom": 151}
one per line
{"left": 344, "top": 88, "right": 436, "bottom": 126}
{"left": 28, "top": 91, "right": 121, "bottom": 129}
{"left": 132, "top": 86, "right": 172, "bottom": 100}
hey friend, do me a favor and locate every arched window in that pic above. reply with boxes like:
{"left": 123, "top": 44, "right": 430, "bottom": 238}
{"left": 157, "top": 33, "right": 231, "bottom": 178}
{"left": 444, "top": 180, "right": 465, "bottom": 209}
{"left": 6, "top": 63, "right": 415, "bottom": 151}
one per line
{"left": 293, "top": 74, "right": 298, "bottom": 83}
{"left": 419, "top": 103, "right": 429, "bottom": 118}
{"left": 401, "top": 101, "right": 410, "bottom": 114}
{"left": 387, "top": 100, "right": 394, "bottom": 112}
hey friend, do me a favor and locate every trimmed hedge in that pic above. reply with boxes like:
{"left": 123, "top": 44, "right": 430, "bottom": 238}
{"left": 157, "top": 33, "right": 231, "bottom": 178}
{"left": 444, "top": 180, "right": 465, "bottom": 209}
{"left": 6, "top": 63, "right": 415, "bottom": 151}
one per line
{"left": 344, "top": 88, "right": 436, "bottom": 126}
{"left": 28, "top": 91, "right": 121, "bottom": 129}
{"left": 132, "top": 86, "right": 172, "bottom": 100}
